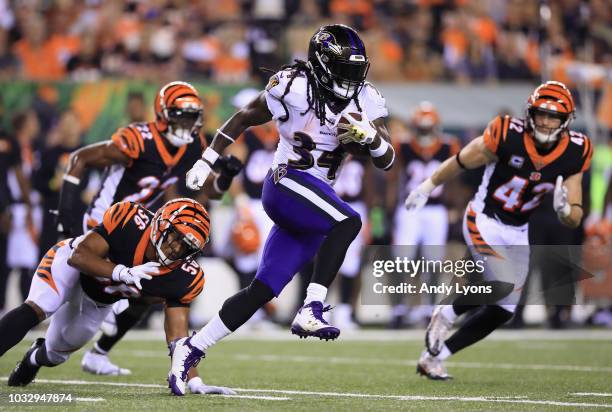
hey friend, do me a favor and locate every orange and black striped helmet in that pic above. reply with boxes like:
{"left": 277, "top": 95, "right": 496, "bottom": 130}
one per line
{"left": 150, "top": 198, "right": 210, "bottom": 266}
{"left": 154, "top": 81, "right": 204, "bottom": 146}
{"left": 410, "top": 101, "right": 440, "bottom": 140}
{"left": 526, "top": 81, "right": 575, "bottom": 143}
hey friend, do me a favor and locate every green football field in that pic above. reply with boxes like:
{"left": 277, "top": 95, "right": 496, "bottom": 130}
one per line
{"left": 1, "top": 331, "right": 611, "bottom": 411}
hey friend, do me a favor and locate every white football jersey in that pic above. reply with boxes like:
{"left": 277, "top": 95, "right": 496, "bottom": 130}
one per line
{"left": 264, "top": 68, "right": 388, "bottom": 184}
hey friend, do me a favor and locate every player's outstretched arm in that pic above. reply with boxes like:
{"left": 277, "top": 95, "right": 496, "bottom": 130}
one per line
{"left": 186, "top": 92, "right": 272, "bottom": 190}
{"left": 554, "top": 173, "right": 584, "bottom": 229}
{"left": 405, "top": 136, "right": 495, "bottom": 210}
{"left": 68, "top": 231, "right": 158, "bottom": 289}
{"left": 58, "top": 142, "right": 131, "bottom": 236}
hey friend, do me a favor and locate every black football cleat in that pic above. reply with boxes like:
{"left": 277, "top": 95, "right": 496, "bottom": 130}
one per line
{"left": 8, "top": 338, "right": 45, "bottom": 386}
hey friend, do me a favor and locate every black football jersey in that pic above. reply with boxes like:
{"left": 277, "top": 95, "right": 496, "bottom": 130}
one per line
{"left": 474, "top": 115, "right": 593, "bottom": 226}
{"left": 335, "top": 156, "right": 368, "bottom": 203}
{"left": 242, "top": 126, "right": 277, "bottom": 199}
{"left": 398, "top": 135, "right": 460, "bottom": 205}
{"left": 79, "top": 201, "right": 205, "bottom": 307}
{"left": 85, "top": 122, "right": 206, "bottom": 227}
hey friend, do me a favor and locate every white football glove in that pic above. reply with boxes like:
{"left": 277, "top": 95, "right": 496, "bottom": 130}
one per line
{"left": 404, "top": 178, "right": 436, "bottom": 211}
{"left": 188, "top": 377, "right": 236, "bottom": 395}
{"left": 553, "top": 175, "right": 571, "bottom": 218}
{"left": 186, "top": 159, "right": 213, "bottom": 191}
{"left": 338, "top": 112, "right": 377, "bottom": 145}
{"left": 111, "top": 262, "right": 159, "bottom": 290}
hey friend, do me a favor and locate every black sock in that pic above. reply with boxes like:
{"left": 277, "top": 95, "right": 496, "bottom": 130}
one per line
{"left": 311, "top": 216, "right": 361, "bottom": 288}
{"left": 339, "top": 274, "right": 354, "bottom": 304}
{"left": 0, "top": 303, "right": 41, "bottom": 357}
{"left": 219, "top": 279, "right": 275, "bottom": 331}
{"left": 97, "top": 300, "right": 151, "bottom": 353}
{"left": 445, "top": 305, "right": 513, "bottom": 354}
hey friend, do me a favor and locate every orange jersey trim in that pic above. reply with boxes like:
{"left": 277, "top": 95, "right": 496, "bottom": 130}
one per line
{"left": 180, "top": 269, "right": 205, "bottom": 304}
{"left": 523, "top": 132, "right": 569, "bottom": 171}
{"left": 103, "top": 202, "right": 134, "bottom": 235}
{"left": 151, "top": 124, "right": 187, "bottom": 168}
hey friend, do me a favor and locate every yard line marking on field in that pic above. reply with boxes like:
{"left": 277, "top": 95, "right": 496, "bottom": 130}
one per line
{"left": 221, "top": 395, "right": 290, "bottom": 401}
{"left": 76, "top": 397, "right": 106, "bottom": 402}
{"left": 1, "top": 377, "right": 611, "bottom": 408}
{"left": 223, "top": 353, "right": 612, "bottom": 374}
{"left": 573, "top": 393, "right": 612, "bottom": 397}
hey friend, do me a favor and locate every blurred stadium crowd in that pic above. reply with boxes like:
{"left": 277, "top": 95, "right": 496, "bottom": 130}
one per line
{"left": 0, "top": 0, "right": 610, "bottom": 84}
{"left": 0, "top": 0, "right": 610, "bottom": 331}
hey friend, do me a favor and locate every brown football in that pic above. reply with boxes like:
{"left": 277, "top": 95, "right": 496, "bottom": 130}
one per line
{"left": 338, "top": 112, "right": 370, "bottom": 157}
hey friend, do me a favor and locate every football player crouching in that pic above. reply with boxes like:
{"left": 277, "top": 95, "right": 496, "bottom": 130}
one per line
{"left": 0, "top": 198, "right": 235, "bottom": 396}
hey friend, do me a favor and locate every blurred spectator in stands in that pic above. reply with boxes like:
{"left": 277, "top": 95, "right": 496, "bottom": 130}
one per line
{"left": 126, "top": 91, "right": 147, "bottom": 123}
{"left": 6, "top": 110, "right": 38, "bottom": 303}
{"left": 12, "top": 13, "right": 66, "bottom": 80}
{"left": 0, "top": 28, "right": 18, "bottom": 80}
{"left": 213, "top": 23, "right": 250, "bottom": 84}
{"left": 33, "top": 110, "right": 84, "bottom": 261}
{"left": 454, "top": 34, "right": 496, "bottom": 83}
{"left": 66, "top": 31, "right": 102, "bottom": 82}
{"left": 0, "top": 96, "right": 19, "bottom": 316}
{"left": 330, "top": 0, "right": 375, "bottom": 31}
{"left": 495, "top": 32, "right": 536, "bottom": 80}
{"left": 403, "top": 39, "right": 444, "bottom": 81}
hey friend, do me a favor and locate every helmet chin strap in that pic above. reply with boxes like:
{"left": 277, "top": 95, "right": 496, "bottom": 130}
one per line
{"left": 166, "top": 127, "right": 194, "bottom": 147}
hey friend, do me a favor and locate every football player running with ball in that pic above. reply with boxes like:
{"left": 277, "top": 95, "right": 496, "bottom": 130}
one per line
{"left": 0, "top": 198, "right": 234, "bottom": 395}
{"left": 168, "top": 24, "right": 395, "bottom": 395}
{"left": 406, "top": 81, "right": 592, "bottom": 380}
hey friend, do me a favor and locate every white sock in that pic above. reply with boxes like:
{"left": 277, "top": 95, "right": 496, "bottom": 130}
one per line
{"left": 29, "top": 349, "right": 39, "bottom": 366}
{"left": 435, "top": 344, "right": 452, "bottom": 360}
{"left": 440, "top": 305, "right": 458, "bottom": 323}
{"left": 190, "top": 313, "right": 231, "bottom": 352}
{"left": 304, "top": 283, "right": 328, "bottom": 304}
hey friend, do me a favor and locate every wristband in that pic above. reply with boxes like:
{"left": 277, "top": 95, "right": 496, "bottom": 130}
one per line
{"left": 369, "top": 138, "right": 390, "bottom": 158}
{"left": 111, "top": 264, "right": 127, "bottom": 282}
{"left": 571, "top": 203, "right": 583, "bottom": 210}
{"left": 202, "top": 147, "right": 220, "bottom": 166}
{"left": 455, "top": 150, "right": 467, "bottom": 169}
{"left": 216, "top": 129, "right": 236, "bottom": 143}
{"left": 63, "top": 175, "right": 81, "bottom": 185}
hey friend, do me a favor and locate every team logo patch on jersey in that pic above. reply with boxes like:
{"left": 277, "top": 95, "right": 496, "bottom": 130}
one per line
{"left": 273, "top": 164, "right": 287, "bottom": 184}
{"left": 529, "top": 171, "right": 542, "bottom": 182}
{"left": 508, "top": 155, "right": 524, "bottom": 169}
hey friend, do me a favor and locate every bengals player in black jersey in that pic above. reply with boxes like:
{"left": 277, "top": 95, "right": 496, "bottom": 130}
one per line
{"left": 0, "top": 198, "right": 235, "bottom": 395}
{"left": 54, "top": 81, "right": 242, "bottom": 376}
{"left": 404, "top": 81, "right": 592, "bottom": 380}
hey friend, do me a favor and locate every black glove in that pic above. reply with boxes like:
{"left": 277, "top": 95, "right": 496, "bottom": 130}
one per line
{"left": 57, "top": 177, "right": 82, "bottom": 237}
{"left": 214, "top": 155, "right": 243, "bottom": 192}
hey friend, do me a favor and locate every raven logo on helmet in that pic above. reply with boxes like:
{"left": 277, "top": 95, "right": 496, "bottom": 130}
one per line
{"left": 150, "top": 198, "right": 210, "bottom": 267}
{"left": 154, "top": 81, "right": 204, "bottom": 147}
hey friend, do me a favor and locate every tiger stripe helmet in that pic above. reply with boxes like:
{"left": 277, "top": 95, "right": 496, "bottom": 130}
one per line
{"left": 410, "top": 101, "right": 440, "bottom": 136}
{"left": 526, "top": 81, "right": 575, "bottom": 144}
{"left": 150, "top": 198, "right": 210, "bottom": 267}
{"left": 154, "top": 81, "right": 204, "bottom": 147}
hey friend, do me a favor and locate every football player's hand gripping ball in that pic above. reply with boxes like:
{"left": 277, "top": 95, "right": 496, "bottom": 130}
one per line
{"left": 338, "top": 112, "right": 377, "bottom": 145}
